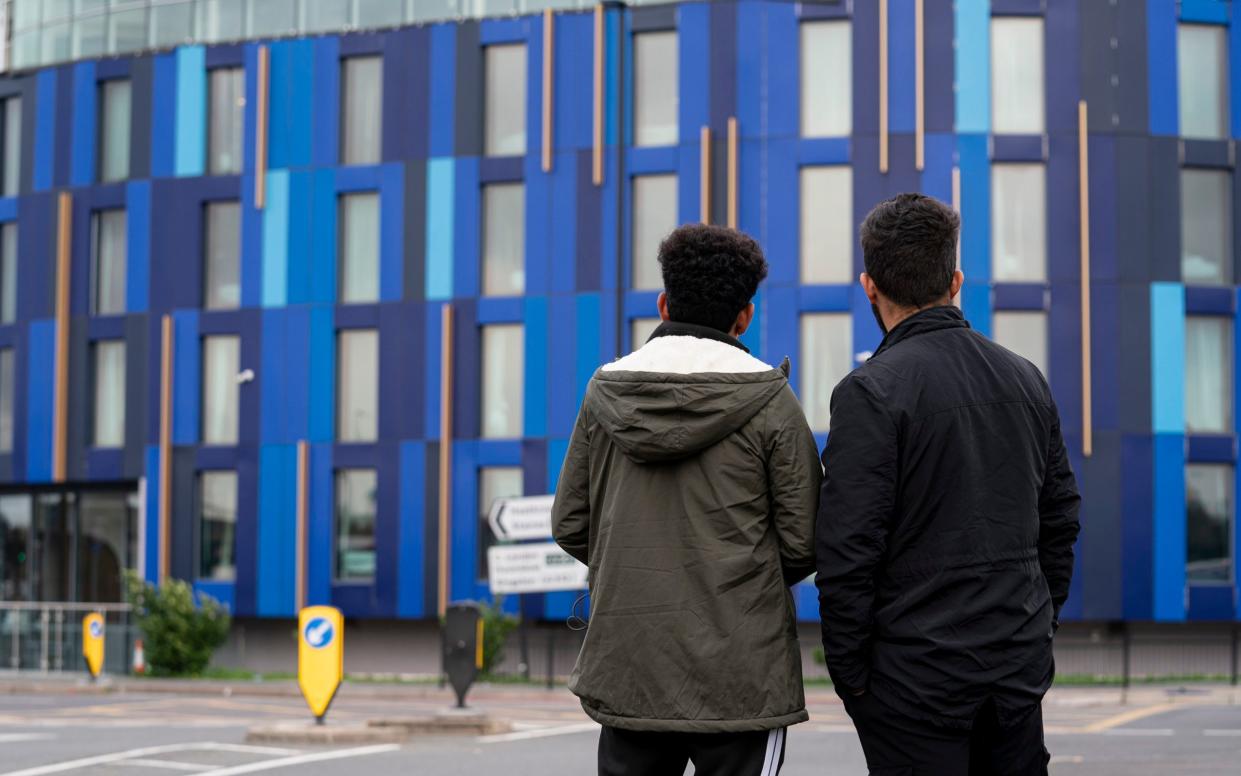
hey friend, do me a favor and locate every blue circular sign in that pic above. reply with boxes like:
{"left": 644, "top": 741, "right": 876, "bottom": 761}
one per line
{"left": 88, "top": 620, "right": 103, "bottom": 639}
{"left": 303, "top": 617, "right": 334, "bottom": 649}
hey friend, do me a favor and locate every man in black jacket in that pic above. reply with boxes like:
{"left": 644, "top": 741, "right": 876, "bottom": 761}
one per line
{"left": 816, "top": 193, "right": 1081, "bottom": 775}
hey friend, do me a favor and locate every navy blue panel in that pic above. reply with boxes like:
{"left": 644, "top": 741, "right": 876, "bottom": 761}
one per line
{"left": 205, "top": 44, "right": 246, "bottom": 68}
{"left": 196, "top": 446, "right": 242, "bottom": 469}
{"left": 1185, "top": 287, "right": 1236, "bottom": 314}
{"left": 631, "top": 6, "right": 678, "bottom": 32}
{"left": 233, "top": 445, "right": 259, "bottom": 615}
{"left": 1117, "top": 283, "right": 1152, "bottom": 435}
{"left": 53, "top": 65, "right": 73, "bottom": 188}
{"left": 86, "top": 316, "right": 127, "bottom": 339}
{"left": 1114, "top": 136, "right": 1153, "bottom": 284}
{"left": 708, "top": 2, "right": 736, "bottom": 132}
{"left": 1079, "top": 0, "right": 1118, "bottom": 133}
{"left": 1115, "top": 0, "right": 1149, "bottom": 136}
{"left": 334, "top": 304, "right": 381, "bottom": 329}
{"left": 84, "top": 449, "right": 123, "bottom": 480}
{"left": 199, "top": 308, "right": 254, "bottom": 335}
{"left": 852, "top": 0, "right": 879, "bottom": 138}
{"left": 991, "top": 135, "right": 1044, "bottom": 162}
{"left": 1077, "top": 431, "right": 1123, "bottom": 619}
{"left": 171, "top": 447, "right": 196, "bottom": 581}
{"left": 1183, "top": 139, "right": 1233, "bottom": 169}
{"left": 17, "top": 192, "right": 54, "bottom": 320}
{"left": 385, "top": 28, "right": 429, "bottom": 163}
{"left": 1121, "top": 435, "right": 1153, "bottom": 619}
{"left": 129, "top": 57, "right": 152, "bottom": 181}
{"left": 404, "top": 159, "right": 427, "bottom": 301}
{"left": 1188, "top": 585, "right": 1235, "bottom": 621}
{"left": 0, "top": 77, "right": 22, "bottom": 98}
{"left": 9, "top": 325, "right": 25, "bottom": 479}
{"left": 1149, "top": 137, "right": 1181, "bottom": 282}
{"left": 1187, "top": 435, "right": 1236, "bottom": 463}
{"left": 576, "top": 149, "right": 602, "bottom": 292}
{"left": 66, "top": 318, "right": 87, "bottom": 480}
{"left": 123, "top": 314, "right": 149, "bottom": 479}
{"left": 235, "top": 309, "right": 262, "bottom": 449}
{"left": 19, "top": 77, "right": 37, "bottom": 195}
{"left": 991, "top": 0, "right": 1045, "bottom": 14}
{"left": 452, "top": 299, "right": 481, "bottom": 439}
{"left": 339, "top": 31, "right": 387, "bottom": 56}
{"left": 923, "top": 0, "right": 955, "bottom": 133}
{"left": 992, "top": 284, "right": 1047, "bottom": 311}
{"left": 423, "top": 440, "right": 441, "bottom": 616}
{"left": 374, "top": 440, "right": 400, "bottom": 616}
{"left": 454, "top": 22, "right": 483, "bottom": 158}
{"left": 94, "top": 60, "right": 131, "bottom": 80}
{"left": 380, "top": 303, "right": 425, "bottom": 440}
{"left": 797, "top": 2, "right": 851, "bottom": 20}
{"left": 333, "top": 443, "right": 380, "bottom": 469}
{"left": 479, "top": 156, "right": 523, "bottom": 182}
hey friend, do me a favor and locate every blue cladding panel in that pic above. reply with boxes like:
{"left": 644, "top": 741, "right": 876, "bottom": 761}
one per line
{"left": 1152, "top": 432, "right": 1187, "bottom": 621}
{"left": 1147, "top": 0, "right": 1178, "bottom": 136}
{"left": 398, "top": 441, "right": 426, "bottom": 618}
{"left": 380, "top": 163, "right": 405, "bottom": 301}
{"left": 262, "top": 170, "right": 290, "bottom": 307}
{"left": 888, "top": 0, "right": 916, "bottom": 133}
{"left": 524, "top": 297, "right": 548, "bottom": 438}
{"left": 24, "top": 321, "right": 54, "bottom": 482}
{"left": 257, "top": 444, "right": 296, "bottom": 616}
{"left": 70, "top": 62, "right": 97, "bottom": 186}
{"left": 151, "top": 54, "right": 176, "bottom": 178}
{"left": 1180, "top": 0, "right": 1230, "bottom": 24}
{"left": 174, "top": 46, "right": 206, "bottom": 177}
{"left": 172, "top": 310, "right": 201, "bottom": 445}
{"left": 1151, "top": 283, "right": 1185, "bottom": 433}
{"left": 310, "top": 168, "right": 337, "bottom": 303}
{"left": 143, "top": 445, "right": 160, "bottom": 583}
{"left": 955, "top": 0, "right": 990, "bottom": 133}
{"left": 452, "top": 157, "right": 480, "bottom": 298}
{"left": 678, "top": 3, "right": 710, "bottom": 144}
{"left": 313, "top": 37, "right": 341, "bottom": 167}
{"left": 126, "top": 181, "right": 151, "bottom": 313}
{"left": 308, "top": 442, "right": 333, "bottom": 605}
{"left": 307, "top": 306, "right": 335, "bottom": 443}
{"left": 426, "top": 158, "right": 454, "bottom": 300}
{"left": 429, "top": 25, "right": 456, "bottom": 158}
{"left": 34, "top": 71, "right": 55, "bottom": 190}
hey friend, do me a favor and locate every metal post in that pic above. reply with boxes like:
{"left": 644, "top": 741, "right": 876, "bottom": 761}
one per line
{"left": 10, "top": 611, "right": 18, "bottom": 669}
{"left": 54, "top": 609, "right": 63, "bottom": 671}
{"left": 1121, "top": 622, "right": 1132, "bottom": 691}
{"left": 545, "top": 628, "right": 557, "bottom": 690}
{"left": 519, "top": 596, "right": 530, "bottom": 681}
{"left": 1230, "top": 624, "right": 1238, "bottom": 687}
{"left": 39, "top": 608, "right": 49, "bottom": 673}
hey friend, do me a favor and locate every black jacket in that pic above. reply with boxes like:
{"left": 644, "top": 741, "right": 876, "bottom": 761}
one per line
{"left": 815, "top": 306, "right": 1081, "bottom": 729}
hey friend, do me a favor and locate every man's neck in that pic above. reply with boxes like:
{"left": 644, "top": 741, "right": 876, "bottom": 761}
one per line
{"left": 882, "top": 299, "right": 952, "bottom": 333}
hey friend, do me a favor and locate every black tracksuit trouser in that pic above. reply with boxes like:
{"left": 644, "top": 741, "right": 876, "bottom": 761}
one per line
{"left": 598, "top": 725, "right": 786, "bottom": 776}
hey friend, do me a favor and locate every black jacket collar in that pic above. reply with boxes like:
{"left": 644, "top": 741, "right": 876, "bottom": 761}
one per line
{"left": 648, "top": 320, "right": 751, "bottom": 353}
{"left": 873, "top": 305, "right": 971, "bottom": 359}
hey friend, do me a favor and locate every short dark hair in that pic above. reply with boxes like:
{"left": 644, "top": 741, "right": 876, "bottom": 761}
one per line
{"left": 859, "top": 193, "right": 960, "bottom": 308}
{"left": 658, "top": 224, "right": 769, "bottom": 333}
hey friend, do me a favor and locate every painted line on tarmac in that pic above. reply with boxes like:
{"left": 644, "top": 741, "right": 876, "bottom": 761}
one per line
{"left": 1080, "top": 702, "right": 1189, "bottom": 733}
{"left": 0, "top": 742, "right": 301, "bottom": 776}
{"left": 1204, "top": 729, "right": 1241, "bottom": 736}
{"left": 121, "top": 759, "right": 213, "bottom": 772}
{"left": 478, "top": 722, "right": 600, "bottom": 744}
{"left": 1098, "top": 728, "right": 1174, "bottom": 736}
{"left": 1049, "top": 755, "right": 1084, "bottom": 765}
{"left": 194, "top": 744, "right": 402, "bottom": 775}
{"left": 0, "top": 733, "right": 53, "bottom": 743}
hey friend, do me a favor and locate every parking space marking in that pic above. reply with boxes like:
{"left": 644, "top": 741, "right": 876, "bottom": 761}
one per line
{"left": 477, "top": 722, "right": 599, "bottom": 744}
{"left": 1079, "top": 702, "right": 1190, "bottom": 733}
{"left": 0, "top": 733, "right": 54, "bottom": 743}
{"left": 120, "top": 759, "right": 213, "bottom": 772}
{"left": 193, "top": 745, "right": 402, "bottom": 775}
{"left": 1203, "top": 729, "right": 1241, "bottom": 736}
{"left": 0, "top": 742, "right": 301, "bottom": 776}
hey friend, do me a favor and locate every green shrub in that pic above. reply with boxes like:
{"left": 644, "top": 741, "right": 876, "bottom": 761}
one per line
{"left": 123, "top": 571, "right": 231, "bottom": 677}
{"left": 479, "top": 597, "right": 520, "bottom": 676}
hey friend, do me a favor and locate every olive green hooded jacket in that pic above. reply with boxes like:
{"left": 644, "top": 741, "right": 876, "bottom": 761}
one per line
{"left": 552, "top": 325, "right": 821, "bottom": 733}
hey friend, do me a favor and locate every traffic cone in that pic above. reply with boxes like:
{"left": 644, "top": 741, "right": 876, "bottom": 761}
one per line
{"left": 133, "top": 639, "right": 146, "bottom": 675}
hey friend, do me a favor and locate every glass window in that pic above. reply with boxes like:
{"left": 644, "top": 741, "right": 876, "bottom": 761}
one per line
{"left": 249, "top": 0, "right": 298, "bottom": 38}
{"left": 0, "top": 349, "right": 12, "bottom": 453}
{"left": 484, "top": 44, "right": 528, "bottom": 157}
{"left": 91, "top": 210, "right": 127, "bottom": 316}
{"left": 1179, "top": 24, "right": 1229, "bottom": 140}
{"left": 198, "top": 471, "right": 237, "bottom": 582}
{"left": 200, "top": 0, "right": 246, "bottom": 42}
{"left": 478, "top": 467, "right": 523, "bottom": 580}
{"left": 991, "top": 18, "right": 1045, "bottom": 134}
{"left": 634, "top": 31, "right": 678, "bottom": 147}
{"left": 0, "top": 494, "right": 32, "bottom": 601}
{"left": 341, "top": 57, "right": 383, "bottom": 166}
{"left": 631, "top": 174, "right": 677, "bottom": 290}
{"left": 335, "top": 469, "right": 377, "bottom": 581}
{"left": 2, "top": 97, "right": 22, "bottom": 197}
{"left": 338, "top": 193, "right": 380, "bottom": 304}
{"left": 109, "top": 8, "right": 149, "bottom": 54}
{"left": 1187, "top": 464, "right": 1234, "bottom": 584}
{"left": 800, "top": 166, "right": 853, "bottom": 284}
{"left": 992, "top": 311, "right": 1048, "bottom": 377}
{"left": 208, "top": 68, "right": 245, "bottom": 175}
{"left": 337, "top": 329, "right": 379, "bottom": 442}
{"left": 800, "top": 22, "right": 852, "bottom": 138}
{"left": 1, "top": 223, "right": 16, "bottom": 324}
{"left": 92, "top": 340, "right": 126, "bottom": 448}
{"left": 76, "top": 490, "right": 136, "bottom": 603}
{"left": 1181, "top": 169, "right": 1233, "bottom": 286}
{"left": 482, "top": 324, "right": 524, "bottom": 439}
{"left": 151, "top": 1, "right": 195, "bottom": 48}
{"left": 800, "top": 314, "right": 854, "bottom": 432}
{"left": 73, "top": 12, "right": 107, "bottom": 60}
{"left": 202, "top": 335, "right": 240, "bottom": 445}
{"left": 204, "top": 201, "right": 241, "bottom": 310}
{"left": 482, "top": 183, "right": 525, "bottom": 296}
{"left": 1185, "top": 316, "right": 1234, "bottom": 435}
{"left": 98, "top": 80, "right": 131, "bottom": 183}
{"left": 304, "top": 0, "right": 350, "bottom": 32}
{"left": 631, "top": 317, "right": 661, "bottom": 351}
{"left": 991, "top": 164, "right": 1046, "bottom": 282}
{"left": 357, "top": 0, "right": 404, "bottom": 27}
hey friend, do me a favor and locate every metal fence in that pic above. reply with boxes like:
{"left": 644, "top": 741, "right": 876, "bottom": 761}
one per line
{"left": 0, "top": 602, "right": 135, "bottom": 677}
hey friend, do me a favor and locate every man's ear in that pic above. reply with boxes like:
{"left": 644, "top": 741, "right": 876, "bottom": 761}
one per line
{"left": 732, "top": 302, "right": 756, "bottom": 337}
{"left": 860, "top": 273, "right": 881, "bottom": 305}
{"left": 949, "top": 270, "right": 965, "bottom": 300}
{"left": 657, "top": 291, "right": 671, "bottom": 322}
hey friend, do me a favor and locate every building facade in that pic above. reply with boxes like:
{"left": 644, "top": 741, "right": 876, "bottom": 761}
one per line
{"left": 0, "top": 0, "right": 1237, "bottom": 634}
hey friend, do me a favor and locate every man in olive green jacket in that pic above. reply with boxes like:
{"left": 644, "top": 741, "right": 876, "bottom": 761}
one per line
{"left": 553, "top": 224, "right": 821, "bottom": 776}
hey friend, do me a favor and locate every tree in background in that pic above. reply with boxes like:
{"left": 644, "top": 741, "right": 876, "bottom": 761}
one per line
{"left": 124, "top": 571, "right": 231, "bottom": 676}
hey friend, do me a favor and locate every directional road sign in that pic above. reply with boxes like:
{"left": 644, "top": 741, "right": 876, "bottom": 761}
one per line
{"left": 487, "top": 542, "right": 588, "bottom": 594}
{"left": 82, "top": 613, "right": 104, "bottom": 680}
{"left": 488, "top": 495, "right": 556, "bottom": 542}
{"left": 298, "top": 606, "right": 343, "bottom": 723}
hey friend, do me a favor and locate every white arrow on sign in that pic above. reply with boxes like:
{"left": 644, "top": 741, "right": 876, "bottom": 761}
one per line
{"left": 488, "top": 494, "right": 556, "bottom": 542}
{"left": 487, "top": 543, "right": 588, "bottom": 595}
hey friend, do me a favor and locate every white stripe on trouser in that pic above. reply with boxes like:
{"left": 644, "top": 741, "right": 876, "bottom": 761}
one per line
{"left": 759, "top": 728, "right": 785, "bottom": 776}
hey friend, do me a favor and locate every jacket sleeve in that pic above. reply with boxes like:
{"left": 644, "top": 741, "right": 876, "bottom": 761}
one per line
{"left": 767, "top": 390, "right": 822, "bottom": 586}
{"left": 815, "top": 374, "right": 897, "bottom": 693}
{"left": 1039, "top": 408, "right": 1082, "bottom": 625}
{"left": 552, "top": 404, "right": 592, "bottom": 565}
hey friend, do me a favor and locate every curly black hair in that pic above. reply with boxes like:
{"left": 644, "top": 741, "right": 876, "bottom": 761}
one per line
{"left": 657, "top": 224, "right": 769, "bottom": 333}
{"left": 859, "top": 193, "right": 960, "bottom": 308}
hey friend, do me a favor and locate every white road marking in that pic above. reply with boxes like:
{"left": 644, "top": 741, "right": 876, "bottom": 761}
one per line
{"left": 194, "top": 745, "right": 401, "bottom": 775}
{"left": 1099, "top": 728, "right": 1174, "bottom": 736}
{"left": 1204, "top": 729, "right": 1241, "bottom": 736}
{"left": 477, "top": 722, "right": 599, "bottom": 744}
{"left": 121, "top": 759, "right": 213, "bottom": 772}
{"left": 1050, "top": 755, "right": 1085, "bottom": 765}
{"left": 0, "top": 734, "right": 53, "bottom": 743}
{"left": 0, "top": 742, "right": 300, "bottom": 776}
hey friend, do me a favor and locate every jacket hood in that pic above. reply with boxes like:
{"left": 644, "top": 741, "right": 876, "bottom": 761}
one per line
{"left": 587, "top": 335, "right": 791, "bottom": 463}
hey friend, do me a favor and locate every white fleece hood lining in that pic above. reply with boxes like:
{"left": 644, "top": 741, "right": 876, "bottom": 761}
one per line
{"left": 601, "top": 335, "right": 773, "bottom": 375}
